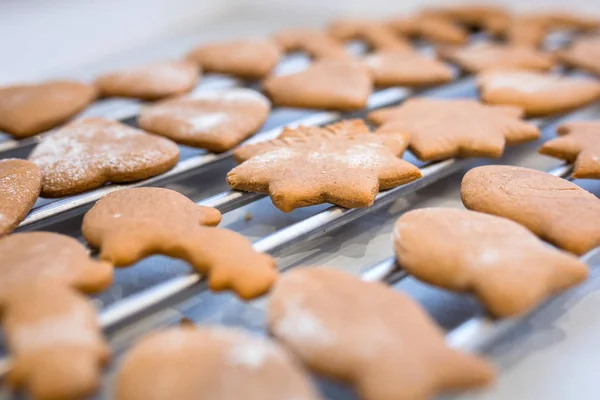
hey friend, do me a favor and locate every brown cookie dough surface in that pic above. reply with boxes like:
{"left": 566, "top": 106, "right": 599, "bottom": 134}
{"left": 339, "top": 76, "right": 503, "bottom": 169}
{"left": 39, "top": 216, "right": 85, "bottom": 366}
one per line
{"left": 95, "top": 60, "right": 200, "bottom": 100}
{"left": 329, "top": 18, "right": 412, "bottom": 51}
{"left": 394, "top": 208, "right": 588, "bottom": 317}
{"left": 3, "top": 283, "right": 109, "bottom": 400}
{"left": 268, "top": 267, "right": 495, "bottom": 400}
{"left": 29, "top": 118, "right": 180, "bottom": 197}
{"left": 478, "top": 70, "right": 600, "bottom": 116}
{"left": 389, "top": 14, "right": 468, "bottom": 45}
{"left": 228, "top": 120, "right": 421, "bottom": 212}
{"left": 559, "top": 36, "right": 600, "bottom": 76}
{"left": 138, "top": 88, "right": 271, "bottom": 152}
{"left": 461, "top": 165, "right": 600, "bottom": 255}
{"left": 441, "top": 44, "right": 554, "bottom": 73}
{"left": 186, "top": 39, "right": 281, "bottom": 80}
{"left": 262, "top": 60, "right": 373, "bottom": 111}
{"left": 274, "top": 28, "right": 351, "bottom": 60}
{"left": 0, "top": 80, "right": 97, "bottom": 138}
{"left": 0, "top": 159, "right": 41, "bottom": 236}
{"left": 540, "top": 121, "right": 600, "bottom": 179}
{"left": 369, "top": 98, "right": 539, "bottom": 160}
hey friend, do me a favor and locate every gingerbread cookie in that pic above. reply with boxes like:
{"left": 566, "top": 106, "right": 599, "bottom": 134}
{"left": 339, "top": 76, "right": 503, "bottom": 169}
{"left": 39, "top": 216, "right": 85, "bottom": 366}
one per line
{"left": 395, "top": 14, "right": 469, "bottom": 45}
{"left": 394, "top": 208, "right": 588, "bottom": 317}
{"left": 262, "top": 59, "right": 373, "bottom": 111}
{"left": 268, "top": 267, "right": 495, "bottom": 400}
{"left": 440, "top": 43, "right": 554, "bottom": 73}
{"left": 364, "top": 50, "right": 454, "bottom": 88}
{"left": 228, "top": 120, "right": 421, "bottom": 212}
{"left": 540, "top": 121, "right": 600, "bottom": 179}
{"left": 115, "top": 326, "right": 321, "bottom": 400}
{"left": 559, "top": 36, "right": 600, "bottom": 76}
{"left": 0, "top": 80, "right": 97, "bottom": 138}
{"left": 29, "top": 118, "right": 180, "bottom": 197}
{"left": 461, "top": 165, "right": 600, "bottom": 255}
{"left": 0, "top": 159, "right": 41, "bottom": 236}
{"left": 369, "top": 98, "right": 539, "bottom": 160}
{"left": 537, "top": 11, "right": 600, "bottom": 31}
{"left": 82, "top": 187, "right": 276, "bottom": 299}
{"left": 186, "top": 39, "right": 281, "bottom": 80}
{"left": 274, "top": 28, "right": 351, "bottom": 60}
{"left": 423, "top": 4, "right": 510, "bottom": 32}
{"left": 0, "top": 231, "right": 112, "bottom": 301}
{"left": 478, "top": 70, "right": 600, "bottom": 116}
{"left": 506, "top": 16, "right": 548, "bottom": 48}
{"left": 329, "top": 18, "right": 412, "bottom": 51}
{"left": 138, "top": 88, "right": 271, "bottom": 152}
{"left": 95, "top": 60, "right": 200, "bottom": 100}
{"left": 3, "top": 283, "right": 109, "bottom": 400}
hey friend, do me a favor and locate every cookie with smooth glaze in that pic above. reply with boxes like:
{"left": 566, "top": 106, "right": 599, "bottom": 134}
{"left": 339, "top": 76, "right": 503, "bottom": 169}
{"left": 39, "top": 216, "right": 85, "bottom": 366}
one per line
{"left": 559, "top": 36, "right": 600, "bottom": 77}
{"left": 461, "top": 165, "right": 600, "bottom": 255}
{"left": 0, "top": 159, "right": 41, "bottom": 236}
{"left": 262, "top": 59, "right": 373, "bottom": 111}
{"left": 115, "top": 326, "right": 322, "bottom": 400}
{"left": 186, "top": 39, "right": 281, "bottom": 80}
{"left": 394, "top": 208, "right": 588, "bottom": 317}
{"left": 82, "top": 187, "right": 276, "bottom": 299}
{"left": 228, "top": 120, "right": 421, "bottom": 212}
{"left": 369, "top": 98, "right": 539, "bottom": 160}
{"left": 274, "top": 28, "right": 351, "bottom": 60}
{"left": 3, "top": 283, "right": 109, "bottom": 400}
{"left": 95, "top": 60, "right": 200, "bottom": 100}
{"left": 268, "top": 267, "right": 495, "bottom": 400}
{"left": 138, "top": 88, "right": 270, "bottom": 152}
{"left": 0, "top": 80, "right": 97, "bottom": 138}
{"left": 540, "top": 121, "right": 600, "bottom": 179}
{"left": 29, "top": 118, "right": 180, "bottom": 197}
{"left": 478, "top": 70, "right": 600, "bottom": 116}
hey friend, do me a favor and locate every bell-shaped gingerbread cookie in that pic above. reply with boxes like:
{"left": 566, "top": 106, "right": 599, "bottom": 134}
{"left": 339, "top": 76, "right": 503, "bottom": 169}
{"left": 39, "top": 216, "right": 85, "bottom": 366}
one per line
{"left": 394, "top": 207, "right": 588, "bottom": 317}
{"left": 0, "top": 159, "right": 41, "bottom": 236}
{"left": 461, "top": 165, "right": 600, "bottom": 255}
{"left": 227, "top": 120, "right": 422, "bottom": 212}
{"left": 0, "top": 80, "right": 97, "bottom": 138}
{"left": 138, "top": 88, "right": 271, "bottom": 152}
{"left": 82, "top": 187, "right": 277, "bottom": 299}
{"left": 115, "top": 326, "right": 322, "bottom": 400}
{"left": 29, "top": 117, "right": 180, "bottom": 197}
{"left": 369, "top": 98, "right": 539, "bottom": 160}
{"left": 269, "top": 267, "right": 495, "bottom": 400}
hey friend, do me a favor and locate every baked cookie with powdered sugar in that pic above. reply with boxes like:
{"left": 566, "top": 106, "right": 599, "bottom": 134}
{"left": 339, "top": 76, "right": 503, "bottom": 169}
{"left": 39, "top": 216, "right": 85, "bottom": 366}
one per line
{"left": 0, "top": 159, "right": 41, "bottom": 236}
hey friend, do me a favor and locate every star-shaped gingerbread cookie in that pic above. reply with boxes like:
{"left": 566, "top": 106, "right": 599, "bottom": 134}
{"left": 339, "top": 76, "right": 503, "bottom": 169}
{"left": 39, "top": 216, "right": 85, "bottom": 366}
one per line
{"left": 478, "top": 70, "right": 600, "bottom": 116}
{"left": 369, "top": 98, "right": 540, "bottom": 160}
{"left": 0, "top": 80, "right": 97, "bottom": 138}
{"left": 0, "top": 159, "right": 41, "bottom": 236}
{"left": 268, "top": 267, "right": 495, "bottom": 400}
{"left": 262, "top": 60, "right": 373, "bottom": 111}
{"left": 558, "top": 36, "right": 600, "bottom": 77}
{"left": 540, "top": 121, "right": 600, "bottom": 179}
{"left": 186, "top": 39, "right": 281, "bottom": 80}
{"left": 274, "top": 28, "right": 351, "bottom": 60}
{"left": 394, "top": 208, "right": 588, "bottom": 317}
{"left": 227, "top": 120, "right": 422, "bottom": 212}
{"left": 29, "top": 118, "right": 180, "bottom": 197}
{"left": 462, "top": 165, "right": 600, "bottom": 255}
{"left": 82, "top": 187, "right": 277, "bottom": 299}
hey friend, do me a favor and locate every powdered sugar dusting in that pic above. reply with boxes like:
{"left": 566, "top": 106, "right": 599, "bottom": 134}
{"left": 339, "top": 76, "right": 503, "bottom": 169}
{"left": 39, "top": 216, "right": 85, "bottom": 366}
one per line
{"left": 187, "top": 112, "right": 229, "bottom": 131}
{"left": 484, "top": 72, "right": 555, "bottom": 93}
{"left": 274, "top": 297, "right": 335, "bottom": 345}
{"left": 191, "top": 88, "right": 270, "bottom": 107}
{"left": 227, "top": 339, "right": 278, "bottom": 369}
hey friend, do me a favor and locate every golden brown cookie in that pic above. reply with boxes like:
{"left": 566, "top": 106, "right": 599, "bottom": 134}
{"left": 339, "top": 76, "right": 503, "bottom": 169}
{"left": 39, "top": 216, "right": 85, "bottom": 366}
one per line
{"left": 29, "top": 117, "right": 180, "bottom": 197}
{"left": 115, "top": 326, "right": 322, "bottom": 400}
{"left": 95, "top": 60, "right": 200, "bottom": 100}
{"left": 559, "top": 36, "right": 600, "bottom": 76}
{"left": 478, "top": 70, "right": 600, "bottom": 116}
{"left": 329, "top": 18, "right": 412, "bottom": 51}
{"left": 536, "top": 11, "right": 600, "bottom": 31}
{"left": 540, "top": 121, "right": 600, "bottom": 179}
{"left": 268, "top": 267, "right": 495, "bottom": 400}
{"left": 394, "top": 208, "right": 588, "bottom": 317}
{"left": 3, "top": 283, "right": 109, "bottom": 400}
{"left": 0, "top": 80, "right": 97, "bottom": 138}
{"left": 461, "top": 165, "right": 600, "bottom": 255}
{"left": 440, "top": 43, "right": 554, "bottom": 73}
{"left": 506, "top": 16, "right": 548, "bottom": 48}
{"left": 0, "top": 159, "right": 41, "bottom": 236}
{"left": 394, "top": 14, "right": 469, "bottom": 45}
{"left": 424, "top": 4, "right": 510, "bottom": 32}
{"left": 0, "top": 231, "right": 112, "bottom": 301}
{"left": 262, "top": 59, "right": 373, "bottom": 111}
{"left": 82, "top": 187, "right": 276, "bottom": 299}
{"left": 138, "top": 88, "right": 271, "bottom": 152}
{"left": 364, "top": 50, "right": 454, "bottom": 88}
{"left": 273, "top": 28, "right": 352, "bottom": 60}
{"left": 186, "top": 39, "right": 281, "bottom": 80}
{"left": 228, "top": 120, "right": 421, "bottom": 212}
{"left": 369, "top": 98, "right": 540, "bottom": 160}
